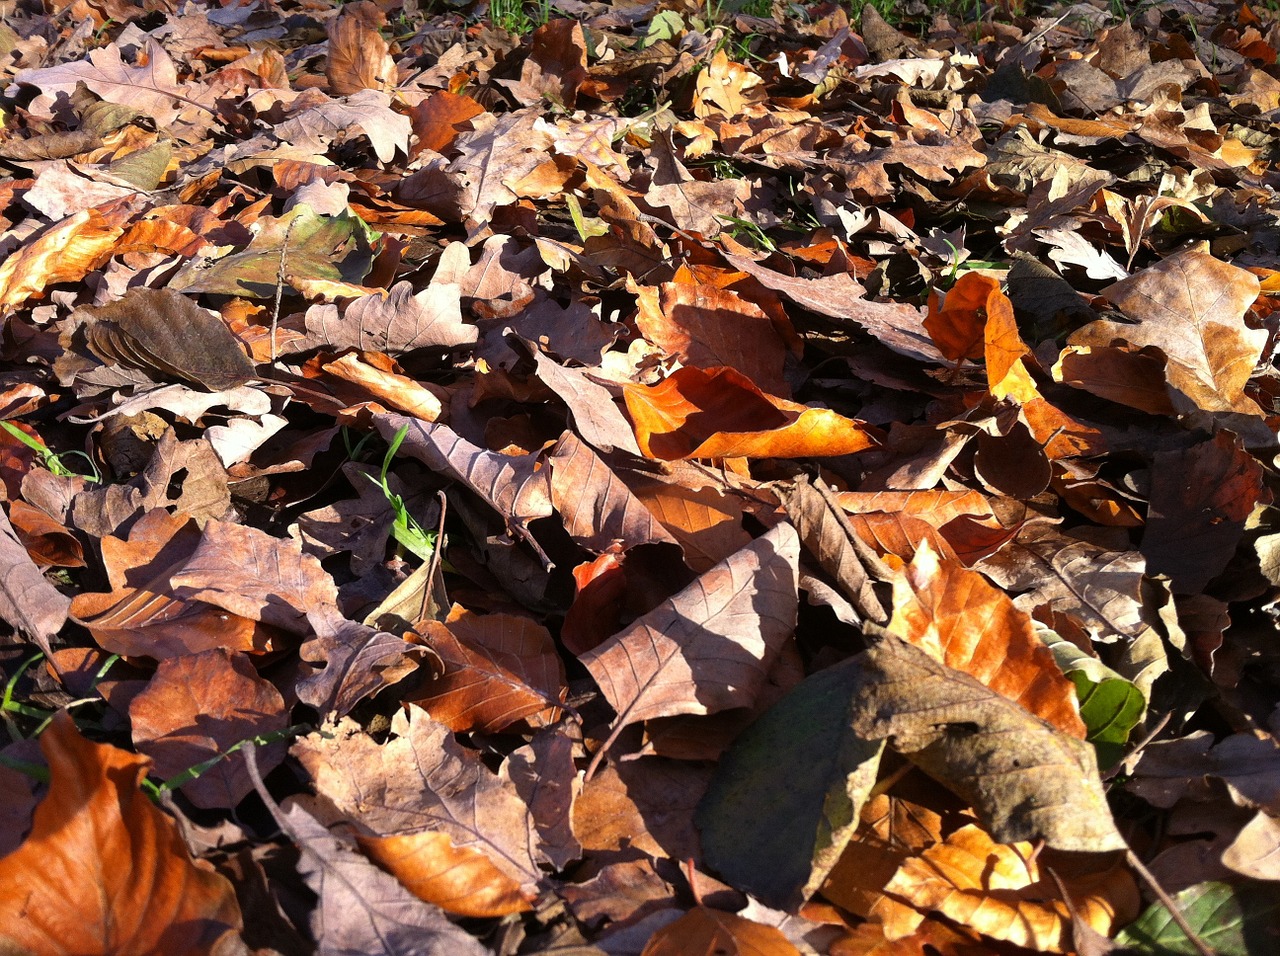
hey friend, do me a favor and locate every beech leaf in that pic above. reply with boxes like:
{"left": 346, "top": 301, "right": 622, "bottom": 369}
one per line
{"left": 0, "top": 712, "right": 243, "bottom": 955}
{"left": 847, "top": 629, "right": 1127, "bottom": 853}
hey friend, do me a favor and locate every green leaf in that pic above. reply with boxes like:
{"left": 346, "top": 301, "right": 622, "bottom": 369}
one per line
{"left": 695, "top": 656, "right": 883, "bottom": 909}
{"left": 168, "top": 203, "right": 378, "bottom": 297}
{"left": 1045, "top": 629, "right": 1145, "bottom": 768}
{"left": 1116, "top": 880, "right": 1280, "bottom": 956}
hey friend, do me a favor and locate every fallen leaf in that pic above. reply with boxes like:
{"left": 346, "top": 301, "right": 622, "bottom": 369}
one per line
{"left": 411, "top": 606, "right": 566, "bottom": 733}
{"left": 624, "top": 365, "right": 879, "bottom": 459}
{"left": 129, "top": 648, "right": 289, "bottom": 809}
{"left": 641, "top": 906, "right": 800, "bottom": 956}
{"left": 0, "top": 712, "right": 243, "bottom": 955}
{"left": 847, "top": 630, "right": 1127, "bottom": 852}
{"left": 580, "top": 523, "right": 799, "bottom": 754}
{"left": 888, "top": 540, "right": 1087, "bottom": 738}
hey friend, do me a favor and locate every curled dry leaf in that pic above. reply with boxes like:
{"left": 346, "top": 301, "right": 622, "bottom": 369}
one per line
{"left": 0, "top": 712, "right": 243, "bottom": 955}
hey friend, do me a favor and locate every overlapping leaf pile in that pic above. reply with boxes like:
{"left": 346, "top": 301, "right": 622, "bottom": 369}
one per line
{"left": 2, "top": 0, "right": 1280, "bottom": 952}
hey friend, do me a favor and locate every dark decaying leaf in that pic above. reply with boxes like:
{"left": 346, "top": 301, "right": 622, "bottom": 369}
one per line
{"left": 697, "top": 654, "right": 885, "bottom": 909}
{"left": 848, "top": 628, "right": 1127, "bottom": 853}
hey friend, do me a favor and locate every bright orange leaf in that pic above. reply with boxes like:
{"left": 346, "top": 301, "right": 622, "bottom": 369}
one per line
{"left": 0, "top": 712, "right": 243, "bottom": 955}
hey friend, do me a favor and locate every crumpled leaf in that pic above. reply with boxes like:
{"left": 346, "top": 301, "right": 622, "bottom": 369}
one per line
{"left": 0, "top": 712, "right": 243, "bottom": 955}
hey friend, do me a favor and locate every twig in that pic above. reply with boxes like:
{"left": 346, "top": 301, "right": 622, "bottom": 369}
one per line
{"left": 1102, "top": 710, "right": 1172, "bottom": 782}
{"left": 1125, "top": 848, "right": 1217, "bottom": 956}
{"left": 271, "top": 217, "right": 299, "bottom": 364}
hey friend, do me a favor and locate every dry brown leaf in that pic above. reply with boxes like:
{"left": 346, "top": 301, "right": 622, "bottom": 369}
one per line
{"left": 848, "top": 631, "right": 1126, "bottom": 852}
{"left": 411, "top": 606, "right": 566, "bottom": 733}
{"left": 633, "top": 278, "right": 791, "bottom": 397}
{"left": 881, "top": 824, "right": 1138, "bottom": 952}
{"left": 0, "top": 208, "right": 124, "bottom": 310}
{"left": 0, "top": 712, "right": 243, "bottom": 955}
{"left": 641, "top": 906, "right": 800, "bottom": 956}
{"left": 547, "top": 430, "right": 677, "bottom": 552}
{"left": 129, "top": 648, "right": 289, "bottom": 809}
{"left": 327, "top": 10, "right": 396, "bottom": 95}
{"left": 1070, "top": 248, "right": 1266, "bottom": 415}
{"left": 71, "top": 509, "right": 264, "bottom": 659}
{"left": 291, "top": 706, "right": 544, "bottom": 894}
{"left": 357, "top": 830, "right": 533, "bottom": 917}
{"left": 580, "top": 523, "right": 799, "bottom": 745}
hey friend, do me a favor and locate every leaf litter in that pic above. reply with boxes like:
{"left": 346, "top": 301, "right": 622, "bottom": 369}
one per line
{"left": 3, "top": 0, "right": 1280, "bottom": 953}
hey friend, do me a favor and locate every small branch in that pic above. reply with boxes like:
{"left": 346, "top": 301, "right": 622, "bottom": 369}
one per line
{"left": 1125, "top": 848, "right": 1217, "bottom": 956}
{"left": 271, "top": 217, "right": 299, "bottom": 364}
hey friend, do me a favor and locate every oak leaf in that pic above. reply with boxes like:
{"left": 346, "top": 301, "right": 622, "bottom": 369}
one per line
{"left": 1069, "top": 248, "right": 1266, "bottom": 415}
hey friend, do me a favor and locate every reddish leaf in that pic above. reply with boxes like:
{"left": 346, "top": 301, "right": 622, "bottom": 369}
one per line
{"left": 411, "top": 606, "right": 566, "bottom": 733}
{"left": 129, "top": 648, "right": 289, "bottom": 809}
{"left": 641, "top": 906, "right": 800, "bottom": 956}
{"left": 357, "top": 830, "right": 533, "bottom": 917}
{"left": 0, "top": 712, "right": 243, "bottom": 955}
{"left": 888, "top": 541, "right": 1087, "bottom": 738}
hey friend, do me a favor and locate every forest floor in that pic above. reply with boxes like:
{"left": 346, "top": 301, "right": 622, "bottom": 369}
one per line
{"left": 2, "top": 0, "right": 1280, "bottom": 953}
